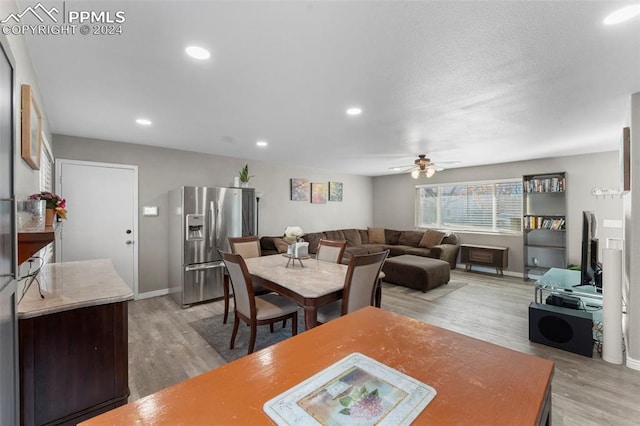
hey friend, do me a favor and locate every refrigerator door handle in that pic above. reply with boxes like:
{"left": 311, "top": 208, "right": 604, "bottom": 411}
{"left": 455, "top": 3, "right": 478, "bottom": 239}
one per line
{"left": 215, "top": 200, "right": 222, "bottom": 249}
{"left": 185, "top": 262, "right": 225, "bottom": 272}
{"left": 209, "top": 200, "right": 216, "bottom": 248}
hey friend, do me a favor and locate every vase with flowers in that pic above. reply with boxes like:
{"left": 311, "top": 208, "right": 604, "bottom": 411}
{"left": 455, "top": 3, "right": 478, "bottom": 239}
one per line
{"left": 283, "top": 226, "right": 304, "bottom": 255}
{"left": 28, "top": 191, "right": 67, "bottom": 226}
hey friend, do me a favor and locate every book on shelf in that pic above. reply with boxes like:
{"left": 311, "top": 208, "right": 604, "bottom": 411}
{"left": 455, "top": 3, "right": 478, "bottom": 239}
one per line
{"left": 523, "top": 176, "right": 566, "bottom": 193}
{"left": 524, "top": 216, "right": 565, "bottom": 230}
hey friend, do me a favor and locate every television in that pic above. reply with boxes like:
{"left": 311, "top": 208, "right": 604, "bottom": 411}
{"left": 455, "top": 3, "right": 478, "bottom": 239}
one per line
{"left": 580, "top": 211, "right": 601, "bottom": 287}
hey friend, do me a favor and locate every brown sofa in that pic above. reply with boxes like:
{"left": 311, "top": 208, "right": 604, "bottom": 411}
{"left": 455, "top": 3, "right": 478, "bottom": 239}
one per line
{"left": 260, "top": 228, "right": 460, "bottom": 268}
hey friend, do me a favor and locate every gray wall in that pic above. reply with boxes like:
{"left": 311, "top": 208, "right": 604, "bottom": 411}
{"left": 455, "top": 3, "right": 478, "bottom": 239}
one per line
{"left": 52, "top": 135, "right": 373, "bottom": 295}
{"left": 624, "top": 92, "right": 639, "bottom": 367}
{"left": 373, "top": 151, "right": 623, "bottom": 273}
{"left": 1, "top": 1, "right": 52, "bottom": 198}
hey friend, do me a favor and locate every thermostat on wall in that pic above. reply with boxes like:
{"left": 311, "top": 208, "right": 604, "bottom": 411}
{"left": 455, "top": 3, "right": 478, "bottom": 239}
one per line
{"left": 143, "top": 206, "right": 159, "bottom": 216}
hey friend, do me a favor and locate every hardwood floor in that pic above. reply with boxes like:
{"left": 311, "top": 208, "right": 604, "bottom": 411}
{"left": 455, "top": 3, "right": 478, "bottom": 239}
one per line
{"left": 127, "top": 270, "right": 640, "bottom": 425}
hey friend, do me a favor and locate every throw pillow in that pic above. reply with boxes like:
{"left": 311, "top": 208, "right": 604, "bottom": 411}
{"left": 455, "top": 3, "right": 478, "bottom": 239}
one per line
{"left": 368, "top": 227, "right": 386, "bottom": 244}
{"left": 419, "top": 229, "right": 446, "bottom": 248}
{"left": 273, "top": 238, "right": 290, "bottom": 254}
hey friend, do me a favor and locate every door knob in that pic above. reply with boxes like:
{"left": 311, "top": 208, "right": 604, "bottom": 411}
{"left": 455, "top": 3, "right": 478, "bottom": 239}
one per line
{"left": 125, "top": 240, "right": 134, "bottom": 245}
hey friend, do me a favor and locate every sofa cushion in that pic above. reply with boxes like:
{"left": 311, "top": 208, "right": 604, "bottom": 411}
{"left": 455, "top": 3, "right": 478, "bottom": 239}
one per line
{"left": 357, "top": 243, "right": 386, "bottom": 254}
{"left": 272, "top": 237, "right": 289, "bottom": 254}
{"left": 341, "top": 229, "right": 362, "bottom": 246}
{"left": 398, "top": 230, "right": 424, "bottom": 247}
{"left": 358, "top": 229, "right": 369, "bottom": 244}
{"left": 302, "top": 232, "right": 324, "bottom": 254}
{"left": 368, "top": 227, "right": 385, "bottom": 244}
{"left": 385, "top": 229, "right": 401, "bottom": 245}
{"left": 386, "top": 245, "right": 415, "bottom": 257}
{"left": 442, "top": 232, "right": 460, "bottom": 246}
{"left": 324, "top": 230, "right": 345, "bottom": 241}
{"left": 344, "top": 246, "right": 371, "bottom": 257}
{"left": 260, "top": 236, "right": 278, "bottom": 252}
{"left": 404, "top": 247, "right": 433, "bottom": 257}
{"left": 419, "top": 229, "right": 446, "bottom": 248}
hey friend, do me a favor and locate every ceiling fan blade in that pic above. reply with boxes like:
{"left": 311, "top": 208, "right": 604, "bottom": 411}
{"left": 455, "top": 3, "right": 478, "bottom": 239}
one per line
{"left": 389, "top": 164, "right": 417, "bottom": 171}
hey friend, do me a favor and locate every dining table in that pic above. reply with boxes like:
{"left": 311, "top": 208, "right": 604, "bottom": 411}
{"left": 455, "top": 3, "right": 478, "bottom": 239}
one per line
{"left": 243, "top": 254, "right": 348, "bottom": 329}
{"left": 80, "top": 306, "right": 554, "bottom": 425}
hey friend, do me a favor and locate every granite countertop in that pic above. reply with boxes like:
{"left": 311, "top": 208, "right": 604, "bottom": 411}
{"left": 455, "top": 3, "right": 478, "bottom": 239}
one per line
{"left": 18, "top": 258, "right": 134, "bottom": 319}
{"left": 244, "top": 254, "right": 348, "bottom": 298}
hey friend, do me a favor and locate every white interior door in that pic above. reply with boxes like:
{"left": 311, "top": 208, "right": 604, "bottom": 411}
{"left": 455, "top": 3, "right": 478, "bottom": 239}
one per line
{"left": 55, "top": 159, "right": 138, "bottom": 296}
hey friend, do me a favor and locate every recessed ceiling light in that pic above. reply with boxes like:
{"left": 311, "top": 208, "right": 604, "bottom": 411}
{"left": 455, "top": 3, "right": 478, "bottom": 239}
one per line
{"left": 604, "top": 5, "right": 640, "bottom": 25}
{"left": 256, "top": 140, "right": 268, "bottom": 147}
{"left": 185, "top": 45, "right": 211, "bottom": 60}
{"left": 346, "top": 107, "right": 362, "bottom": 116}
{"left": 136, "top": 118, "right": 152, "bottom": 126}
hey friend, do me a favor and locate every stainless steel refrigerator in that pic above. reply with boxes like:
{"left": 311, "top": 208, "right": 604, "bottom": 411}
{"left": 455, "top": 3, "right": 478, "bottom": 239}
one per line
{"left": 169, "top": 186, "right": 243, "bottom": 307}
{"left": 0, "top": 34, "right": 18, "bottom": 426}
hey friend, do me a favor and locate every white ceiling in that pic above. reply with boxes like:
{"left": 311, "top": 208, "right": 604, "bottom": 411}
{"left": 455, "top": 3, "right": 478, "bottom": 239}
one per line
{"left": 20, "top": 0, "right": 640, "bottom": 176}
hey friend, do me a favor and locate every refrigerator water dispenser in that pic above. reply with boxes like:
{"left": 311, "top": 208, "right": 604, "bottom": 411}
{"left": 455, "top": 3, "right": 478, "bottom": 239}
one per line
{"left": 186, "top": 214, "right": 204, "bottom": 241}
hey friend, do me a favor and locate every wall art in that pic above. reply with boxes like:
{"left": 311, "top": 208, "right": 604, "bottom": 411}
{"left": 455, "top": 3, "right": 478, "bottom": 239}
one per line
{"left": 290, "top": 178, "right": 310, "bottom": 201}
{"left": 311, "top": 183, "right": 327, "bottom": 204}
{"left": 328, "top": 181, "right": 343, "bottom": 202}
{"left": 21, "top": 84, "right": 41, "bottom": 170}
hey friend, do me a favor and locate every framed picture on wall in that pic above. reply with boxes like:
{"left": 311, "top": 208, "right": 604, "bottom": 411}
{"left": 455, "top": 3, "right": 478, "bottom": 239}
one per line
{"left": 311, "top": 183, "right": 327, "bottom": 204}
{"left": 21, "top": 84, "right": 41, "bottom": 170}
{"left": 290, "top": 178, "right": 310, "bottom": 201}
{"left": 328, "top": 181, "right": 343, "bottom": 201}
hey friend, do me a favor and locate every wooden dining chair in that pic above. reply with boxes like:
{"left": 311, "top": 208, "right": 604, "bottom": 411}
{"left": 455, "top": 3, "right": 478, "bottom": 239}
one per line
{"left": 316, "top": 250, "right": 389, "bottom": 324}
{"left": 228, "top": 236, "right": 262, "bottom": 259}
{"left": 223, "top": 236, "right": 270, "bottom": 324}
{"left": 316, "top": 239, "right": 347, "bottom": 264}
{"left": 221, "top": 252, "right": 298, "bottom": 354}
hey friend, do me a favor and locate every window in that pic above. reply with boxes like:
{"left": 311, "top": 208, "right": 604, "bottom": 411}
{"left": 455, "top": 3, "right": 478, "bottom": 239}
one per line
{"left": 39, "top": 134, "right": 53, "bottom": 192}
{"left": 416, "top": 179, "right": 522, "bottom": 233}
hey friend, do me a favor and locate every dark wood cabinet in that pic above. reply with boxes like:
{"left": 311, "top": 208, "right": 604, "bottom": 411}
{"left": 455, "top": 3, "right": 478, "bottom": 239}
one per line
{"left": 460, "top": 244, "right": 509, "bottom": 276}
{"left": 19, "top": 301, "right": 129, "bottom": 425}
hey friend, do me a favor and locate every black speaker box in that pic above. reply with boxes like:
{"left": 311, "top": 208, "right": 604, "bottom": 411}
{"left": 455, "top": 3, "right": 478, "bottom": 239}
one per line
{"left": 528, "top": 302, "right": 594, "bottom": 357}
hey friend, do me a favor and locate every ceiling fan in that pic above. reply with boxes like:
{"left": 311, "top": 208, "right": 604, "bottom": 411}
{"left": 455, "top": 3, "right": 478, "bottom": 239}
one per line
{"left": 391, "top": 154, "right": 459, "bottom": 179}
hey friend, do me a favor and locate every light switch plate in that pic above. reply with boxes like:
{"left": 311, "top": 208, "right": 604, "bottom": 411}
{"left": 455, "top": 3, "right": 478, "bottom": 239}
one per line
{"left": 143, "top": 206, "right": 158, "bottom": 216}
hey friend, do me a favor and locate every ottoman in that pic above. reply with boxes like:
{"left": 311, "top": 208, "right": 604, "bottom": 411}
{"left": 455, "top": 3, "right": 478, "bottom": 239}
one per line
{"left": 382, "top": 255, "right": 450, "bottom": 292}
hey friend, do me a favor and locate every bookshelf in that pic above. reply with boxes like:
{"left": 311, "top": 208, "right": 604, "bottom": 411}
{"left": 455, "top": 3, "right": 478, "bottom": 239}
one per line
{"left": 523, "top": 172, "right": 567, "bottom": 280}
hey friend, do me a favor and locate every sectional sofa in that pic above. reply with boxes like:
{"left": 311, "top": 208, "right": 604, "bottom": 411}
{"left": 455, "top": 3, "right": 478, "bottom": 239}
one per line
{"left": 260, "top": 228, "right": 460, "bottom": 268}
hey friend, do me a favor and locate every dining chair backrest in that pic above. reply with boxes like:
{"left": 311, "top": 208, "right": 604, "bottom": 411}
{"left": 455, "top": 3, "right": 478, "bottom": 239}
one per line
{"left": 342, "top": 250, "right": 389, "bottom": 315}
{"left": 316, "top": 239, "right": 347, "bottom": 264}
{"left": 220, "top": 252, "right": 256, "bottom": 319}
{"left": 228, "top": 236, "right": 261, "bottom": 259}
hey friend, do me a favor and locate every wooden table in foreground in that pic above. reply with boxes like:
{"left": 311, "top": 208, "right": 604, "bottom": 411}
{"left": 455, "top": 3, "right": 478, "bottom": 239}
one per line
{"left": 244, "top": 254, "right": 348, "bottom": 329}
{"left": 82, "top": 307, "right": 553, "bottom": 425}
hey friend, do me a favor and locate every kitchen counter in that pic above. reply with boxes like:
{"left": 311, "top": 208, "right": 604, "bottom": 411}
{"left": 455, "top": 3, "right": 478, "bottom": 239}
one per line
{"left": 18, "top": 258, "right": 133, "bottom": 319}
{"left": 18, "top": 258, "right": 132, "bottom": 425}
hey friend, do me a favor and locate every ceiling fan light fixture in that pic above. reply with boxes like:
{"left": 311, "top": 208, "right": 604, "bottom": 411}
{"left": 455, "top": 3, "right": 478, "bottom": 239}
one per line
{"left": 411, "top": 169, "right": 420, "bottom": 179}
{"left": 426, "top": 168, "right": 436, "bottom": 178}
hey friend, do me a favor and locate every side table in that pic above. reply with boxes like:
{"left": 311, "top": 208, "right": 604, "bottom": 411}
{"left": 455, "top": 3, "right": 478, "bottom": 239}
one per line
{"left": 460, "top": 244, "right": 508, "bottom": 276}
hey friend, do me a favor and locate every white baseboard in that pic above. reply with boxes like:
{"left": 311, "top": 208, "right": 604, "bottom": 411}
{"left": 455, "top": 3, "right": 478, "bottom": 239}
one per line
{"left": 455, "top": 263, "right": 523, "bottom": 279}
{"left": 136, "top": 288, "right": 169, "bottom": 300}
{"left": 626, "top": 355, "right": 640, "bottom": 371}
